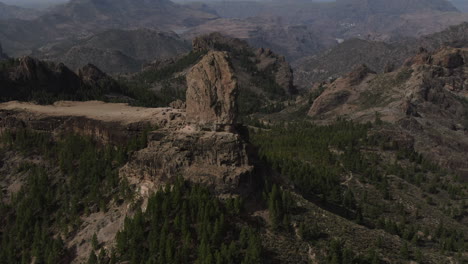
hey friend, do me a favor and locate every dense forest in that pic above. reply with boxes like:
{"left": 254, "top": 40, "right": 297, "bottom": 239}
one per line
{"left": 0, "top": 115, "right": 466, "bottom": 263}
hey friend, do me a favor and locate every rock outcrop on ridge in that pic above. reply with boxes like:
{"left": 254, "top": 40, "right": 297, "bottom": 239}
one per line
{"left": 186, "top": 51, "right": 239, "bottom": 131}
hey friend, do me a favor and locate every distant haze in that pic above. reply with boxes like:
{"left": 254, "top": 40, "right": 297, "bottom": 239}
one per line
{"left": 1, "top": 0, "right": 69, "bottom": 9}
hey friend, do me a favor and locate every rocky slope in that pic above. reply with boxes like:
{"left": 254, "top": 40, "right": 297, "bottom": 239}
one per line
{"left": 35, "top": 29, "right": 191, "bottom": 74}
{"left": 307, "top": 48, "right": 468, "bottom": 178}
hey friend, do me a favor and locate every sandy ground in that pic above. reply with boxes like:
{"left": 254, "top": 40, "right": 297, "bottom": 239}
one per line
{"left": 0, "top": 101, "right": 184, "bottom": 125}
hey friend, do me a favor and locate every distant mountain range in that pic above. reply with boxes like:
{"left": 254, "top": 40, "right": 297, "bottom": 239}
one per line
{"left": 0, "top": 1, "right": 39, "bottom": 20}
{"left": 294, "top": 22, "right": 468, "bottom": 88}
{"left": 35, "top": 29, "right": 191, "bottom": 73}
{"left": 188, "top": 0, "right": 468, "bottom": 60}
{"left": 0, "top": 0, "right": 217, "bottom": 56}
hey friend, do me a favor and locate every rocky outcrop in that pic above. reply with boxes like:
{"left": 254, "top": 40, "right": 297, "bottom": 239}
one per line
{"left": 186, "top": 51, "right": 239, "bottom": 131}
{"left": 120, "top": 130, "right": 253, "bottom": 194}
{"left": 347, "top": 64, "right": 376, "bottom": 86}
{"left": 256, "top": 47, "right": 296, "bottom": 94}
{"left": 192, "top": 33, "right": 296, "bottom": 95}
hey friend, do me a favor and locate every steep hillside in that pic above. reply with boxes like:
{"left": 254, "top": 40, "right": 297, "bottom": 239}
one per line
{"left": 306, "top": 48, "right": 468, "bottom": 177}
{"left": 36, "top": 29, "right": 191, "bottom": 74}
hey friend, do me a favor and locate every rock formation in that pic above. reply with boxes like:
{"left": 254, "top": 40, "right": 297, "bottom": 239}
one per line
{"left": 192, "top": 33, "right": 296, "bottom": 95}
{"left": 186, "top": 51, "right": 239, "bottom": 131}
{"left": 256, "top": 47, "right": 296, "bottom": 94}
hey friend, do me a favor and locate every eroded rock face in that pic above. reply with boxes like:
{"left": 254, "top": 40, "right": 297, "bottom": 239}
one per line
{"left": 186, "top": 51, "right": 238, "bottom": 131}
{"left": 120, "top": 130, "right": 253, "bottom": 194}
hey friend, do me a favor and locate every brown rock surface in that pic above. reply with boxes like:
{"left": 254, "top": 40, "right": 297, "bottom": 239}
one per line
{"left": 186, "top": 51, "right": 239, "bottom": 131}
{"left": 120, "top": 130, "right": 253, "bottom": 195}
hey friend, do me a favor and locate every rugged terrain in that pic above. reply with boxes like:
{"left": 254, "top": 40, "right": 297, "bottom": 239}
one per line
{"left": 0, "top": 0, "right": 217, "bottom": 56}
{"left": 35, "top": 29, "right": 191, "bottom": 74}
{"left": 0, "top": 38, "right": 467, "bottom": 264}
{"left": 294, "top": 22, "right": 468, "bottom": 89}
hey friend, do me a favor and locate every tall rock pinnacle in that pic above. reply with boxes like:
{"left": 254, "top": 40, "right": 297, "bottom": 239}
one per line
{"left": 186, "top": 51, "right": 239, "bottom": 131}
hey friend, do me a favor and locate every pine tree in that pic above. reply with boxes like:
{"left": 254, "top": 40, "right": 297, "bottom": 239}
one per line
{"left": 92, "top": 233, "right": 99, "bottom": 251}
{"left": 88, "top": 251, "right": 98, "bottom": 264}
{"left": 400, "top": 242, "right": 409, "bottom": 260}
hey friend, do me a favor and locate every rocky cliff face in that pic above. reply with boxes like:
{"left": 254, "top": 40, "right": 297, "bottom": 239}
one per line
{"left": 186, "top": 51, "right": 238, "bottom": 131}
{"left": 120, "top": 130, "right": 253, "bottom": 195}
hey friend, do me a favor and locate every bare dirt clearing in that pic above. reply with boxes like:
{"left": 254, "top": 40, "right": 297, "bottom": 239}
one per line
{"left": 0, "top": 101, "right": 183, "bottom": 125}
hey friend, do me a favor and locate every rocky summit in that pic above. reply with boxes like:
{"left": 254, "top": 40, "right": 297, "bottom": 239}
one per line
{"left": 186, "top": 51, "right": 239, "bottom": 131}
